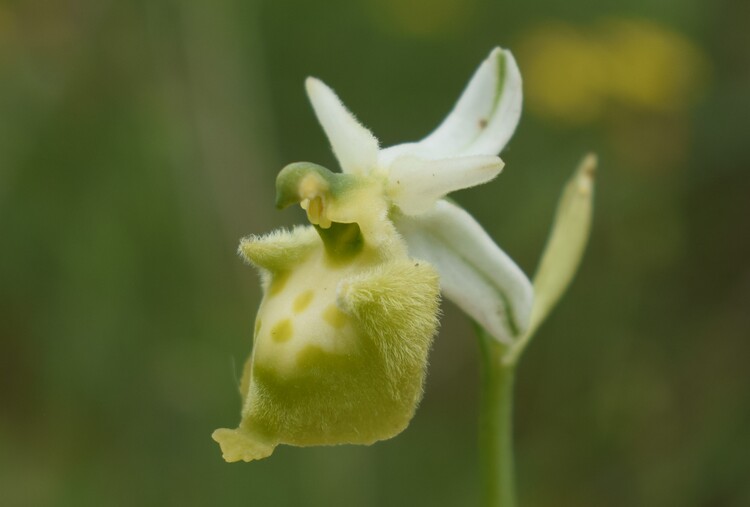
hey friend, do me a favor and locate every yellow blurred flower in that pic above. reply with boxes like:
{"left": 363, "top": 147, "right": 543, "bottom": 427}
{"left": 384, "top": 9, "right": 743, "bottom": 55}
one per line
{"left": 519, "top": 18, "right": 710, "bottom": 124}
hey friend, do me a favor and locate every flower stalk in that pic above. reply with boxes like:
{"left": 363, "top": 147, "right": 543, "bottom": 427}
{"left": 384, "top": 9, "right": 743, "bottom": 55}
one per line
{"left": 477, "top": 325, "right": 517, "bottom": 507}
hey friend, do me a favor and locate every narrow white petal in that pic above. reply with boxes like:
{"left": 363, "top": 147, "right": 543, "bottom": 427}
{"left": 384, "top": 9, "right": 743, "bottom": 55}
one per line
{"left": 379, "top": 48, "right": 522, "bottom": 163}
{"left": 388, "top": 155, "right": 504, "bottom": 215}
{"left": 305, "top": 77, "right": 379, "bottom": 174}
{"left": 395, "top": 199, "right": 533, "bottom": 343}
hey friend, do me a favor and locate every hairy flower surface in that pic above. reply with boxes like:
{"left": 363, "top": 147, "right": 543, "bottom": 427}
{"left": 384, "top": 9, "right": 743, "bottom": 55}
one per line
{"left": 213, "top": 166, "right": 441, "bottom": 462}
{"left": 213, "top": 48, "right": 533, "bottom": 462}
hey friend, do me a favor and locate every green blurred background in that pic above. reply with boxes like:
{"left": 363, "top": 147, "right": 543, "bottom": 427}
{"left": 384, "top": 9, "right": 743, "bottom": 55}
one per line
{"left": 2, "top": 0, "right": 749, "bottom": 505}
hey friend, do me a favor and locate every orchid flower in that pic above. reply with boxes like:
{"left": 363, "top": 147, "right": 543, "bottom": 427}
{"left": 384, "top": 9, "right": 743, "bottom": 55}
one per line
{"left": 212, "top": 48, "right": 556, "bottom": 464}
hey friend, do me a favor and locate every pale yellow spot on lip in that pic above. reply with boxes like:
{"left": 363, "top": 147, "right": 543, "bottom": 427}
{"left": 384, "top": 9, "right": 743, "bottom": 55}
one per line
{"left": 270, "top": 319, "right": 293, "bottom": 343}
{"left": 323, "top": 304, "right": 348, "bottom": 329}
{"left": 293, "top": 290, "right": 314, "bottom": 313}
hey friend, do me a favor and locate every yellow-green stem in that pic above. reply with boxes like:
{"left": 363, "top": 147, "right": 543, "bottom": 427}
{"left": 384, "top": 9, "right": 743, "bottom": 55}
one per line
{"left": 477, "top": 325, "right": 516, "bottom": 507}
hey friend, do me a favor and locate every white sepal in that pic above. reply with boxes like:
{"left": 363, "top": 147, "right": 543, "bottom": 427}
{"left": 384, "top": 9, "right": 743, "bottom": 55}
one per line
{"left": 378, "top": 48, "right": 522, "bottom": 163}
{"left": 305, "top": 77, "right": 379, "bottom": 175}
{"left": 387, "top": 155, "right": 504, "bottom": 215}
{"left": 395, "top": 199, "right": 533, "bottom": 343}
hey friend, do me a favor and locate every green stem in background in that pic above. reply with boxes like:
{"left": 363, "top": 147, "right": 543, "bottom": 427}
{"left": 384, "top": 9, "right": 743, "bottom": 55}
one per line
{"left": 477, "top": 324, "right": 516, "bottom": 507}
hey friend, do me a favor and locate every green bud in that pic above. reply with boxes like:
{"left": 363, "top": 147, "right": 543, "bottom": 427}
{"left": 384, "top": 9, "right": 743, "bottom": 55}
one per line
{"left": 528, "top": 153, "right": 596, "bottom": 336}
{"left": 503, "top": 154, "right": 596, "bottom": 365}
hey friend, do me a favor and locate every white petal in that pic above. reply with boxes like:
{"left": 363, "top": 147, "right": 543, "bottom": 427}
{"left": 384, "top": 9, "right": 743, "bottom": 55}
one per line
{"left": 395, "top": 199, "right": 533, "bottom": 343}
{"left": 305, "top": 77, "right": 379, "bottom": 175}
{"left": 379, "top": 48, "right": 522, "bottom": 164}
{"left": 387, "top": 155, "right": 504, "bottom": 215}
